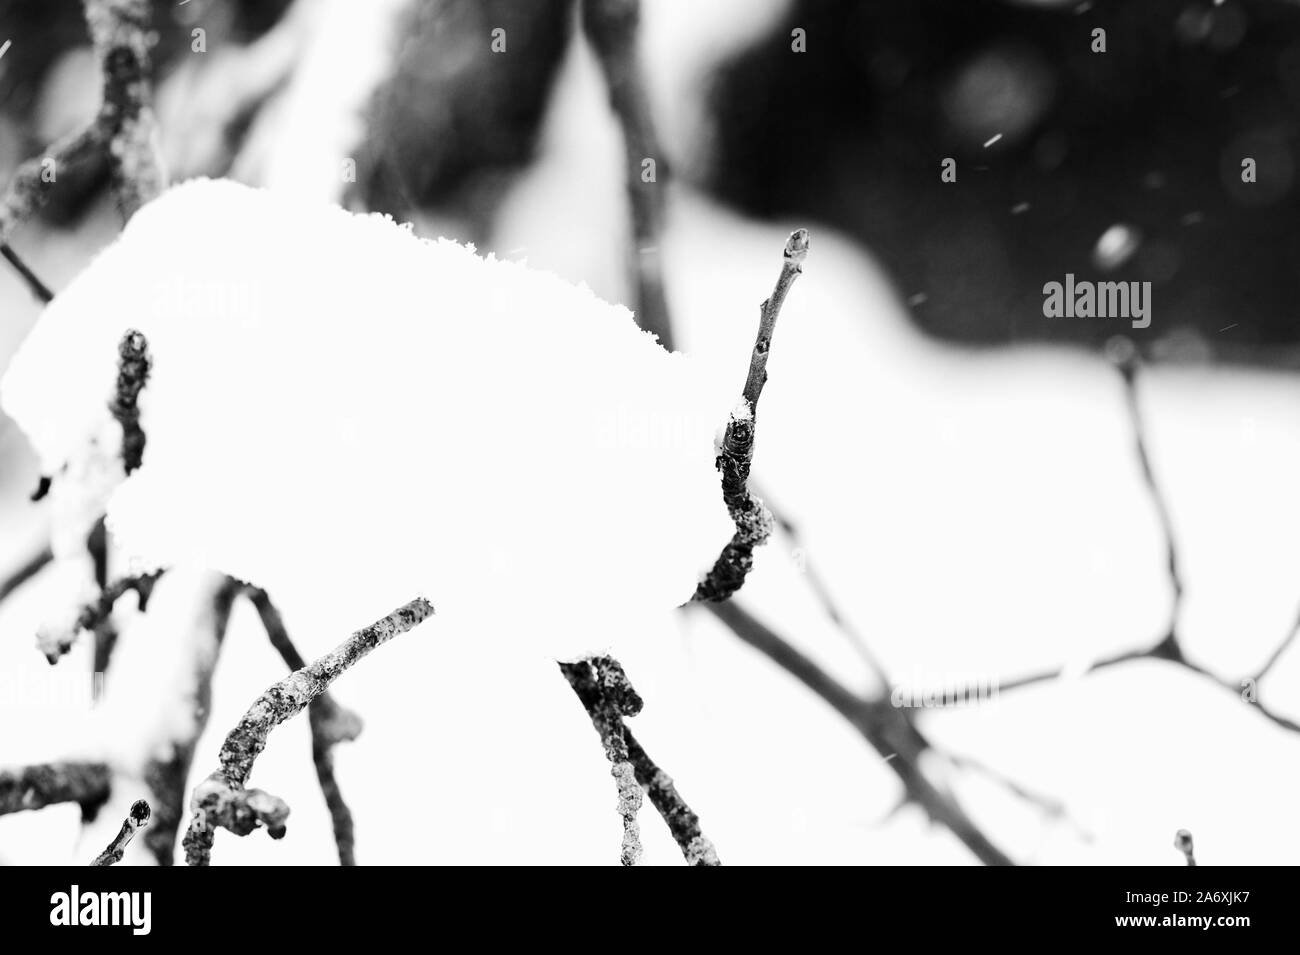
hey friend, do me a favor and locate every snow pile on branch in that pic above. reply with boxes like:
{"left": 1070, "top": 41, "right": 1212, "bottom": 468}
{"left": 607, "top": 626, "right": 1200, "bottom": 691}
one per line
{"left": 1, "top": 179, "right": 735, "bottom": 659}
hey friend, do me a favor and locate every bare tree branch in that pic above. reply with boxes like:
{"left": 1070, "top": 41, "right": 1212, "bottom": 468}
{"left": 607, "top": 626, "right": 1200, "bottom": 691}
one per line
{"left": 0, "top": 762, "right": 112, "bottom": 818}
{"left": 1254, "top": 604, "right": 1300, "bottom": 682}
{"left": 561, "top": 656, "right": 721, "bottom": 866}
{"left": 110, "top": 329, "right": 151, "bottom": 475}
{"left": 183, "top": 597, "right": 434, "bottom": 866}
{"left": 702, "top": 599, "right": 1015, "bottom": 866}
{"left": 245, "top": 586, "right": 364, "bottom": 866}
{"left": 695, "top": 229, "right": 808, "bottom": 602}
{"left": 1107, "top": 336, "right": 1183, "bottom": 641}
{"left": 560, "top": 658, "right": 643, "bottom": 865}
{"left": 0, "top": 243, "right": 55, "bottom": 304}
{"left": 38, "top": 571, "right": 162, "bottom": 664}
{"left": 0, "top": 544, "right": 54, "bottom": 606}
{"left": 90, "top": 799, "right": 150, "bottom": 866}
{"left": 139, "top": 574, "right": 241, "bottom": 864}
{"left": 764, "top": 489, "right": 891, "bottom": 685}
{"left": 83, "top": 0, "right": 165, "bottom": 219}
{"left": 623, "top": 730, "right": 720, "bottom": 866}
{"left": 581, "top": 0, "right": 674, "bottom": 350}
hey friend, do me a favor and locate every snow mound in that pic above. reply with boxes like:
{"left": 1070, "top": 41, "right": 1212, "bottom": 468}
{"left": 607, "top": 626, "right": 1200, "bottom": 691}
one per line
{"left": 1, "top": 179, "right": 736, "bottom": 659}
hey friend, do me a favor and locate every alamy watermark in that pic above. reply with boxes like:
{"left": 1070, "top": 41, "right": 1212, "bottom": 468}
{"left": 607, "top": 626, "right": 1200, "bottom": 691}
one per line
{"left": 1042, "top": 274, "right": 1151, "bottom": 329}
{"left": 50, "top": 886, "right": 150, "bottom": 935}
{"left": 0, "top": 667, "right": 103, "bottom": 710}
{"left": 891, "top": 672, "right": 999, "bottom": 709}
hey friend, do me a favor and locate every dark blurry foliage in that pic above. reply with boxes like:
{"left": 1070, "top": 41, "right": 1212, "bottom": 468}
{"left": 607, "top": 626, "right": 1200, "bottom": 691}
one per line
{"left": 0, "top": 0, "right": 292, "bottom": 223}
{"left": 703, "top": 0, "right": 1300, "bottom": 358}
{"left": 353, "top": 0, "right": 572, "bottom": 234}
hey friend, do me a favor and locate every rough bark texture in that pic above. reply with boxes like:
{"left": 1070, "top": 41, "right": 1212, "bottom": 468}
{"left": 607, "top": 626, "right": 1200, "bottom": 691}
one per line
{"left": 561, "top": 656, "right": 720, "bottom": 866}
{"left": 247, "top": 586, "right": 364, "bottom": 866}
{"left": 0, "top": 762, "right": 113, "bottom": 818}
{"left": 694, "top": 229, "right": 808, "bottom": 603}
{"left": 183, "top": 597, "right": 434, "bottom": 865}
{"left": 110, "top": 329, "right": 151, "bottom": 475}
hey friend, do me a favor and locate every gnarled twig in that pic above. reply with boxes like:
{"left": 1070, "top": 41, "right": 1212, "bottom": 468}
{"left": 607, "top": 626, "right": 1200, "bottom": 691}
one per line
{"left": 110, "top": 329, "right": 151, "bottom": 475}
{"left": 183, "top": 597, "right": 434, "bottom": 866}
{"left": 561, "top": 656, "right": 720, "bottom": 866}
{"left": 38, "top": 571, "right": 162, "bottom": 664}
{"left": 694, "top": 229, "right": 808, "bottom": 602}
{"left": 245, "top": 586, "right": 364, "bottom": 866}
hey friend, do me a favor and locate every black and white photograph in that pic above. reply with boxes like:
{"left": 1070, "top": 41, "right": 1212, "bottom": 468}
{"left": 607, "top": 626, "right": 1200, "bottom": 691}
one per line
{"left": 0, "top": 0, "right": 1291, "bottom": 913}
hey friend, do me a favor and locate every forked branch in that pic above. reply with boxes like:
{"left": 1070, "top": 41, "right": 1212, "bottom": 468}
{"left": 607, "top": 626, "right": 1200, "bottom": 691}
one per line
{"left": 183, "top": 597, "right": 434, "bottom": 866}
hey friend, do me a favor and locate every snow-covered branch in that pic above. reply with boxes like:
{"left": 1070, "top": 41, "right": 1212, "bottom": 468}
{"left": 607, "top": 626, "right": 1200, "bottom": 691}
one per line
{"left": 37, "top": 570, "right": 160, "bottom": 664}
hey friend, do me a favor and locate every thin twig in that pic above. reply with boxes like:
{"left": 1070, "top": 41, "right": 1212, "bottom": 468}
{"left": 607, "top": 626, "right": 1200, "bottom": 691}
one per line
{"left": 623, "top": 730, "right": 720, "bottom": 866}
{"left": 1107, "top": 336, "right": 1184, "bottom": 642}
{"left": 560, "top": 659, "right": 644, "bottom": 866}
{"left": 0, "top": 762, "right": 112, "bottom": 818}
{"left": 0, "top": 544, "right": 54, "bottom": 605}
{"left": 702, "top": 599, "right": 1015, "bottom": 866}
{"left": 581, "top": 0, "right": 674, "bottom": 349}
{"left": 87, "top": 519, "right": 119, "bottom": 683}
{"left": 183, "top": 597, "right": 434, "bottom": 866}
{"left": 0, "top": 243, "right": 54, "bottom": 303}
{"left": 991, "top": 637, "right": 1300, "bottom": 734}
{"left": 140, "top": 574, "right": 242, "bottom": 864}
{"left": 245, "top": 586, "right": 364, "bottom": 866}
{"left": 561, "top": 656, "right": 721, "bottom": 865}
{"left": 764, "top": 489, "right": 890, "bottom": 684}
{"left": 942, "top": 750, "right": 1090, "bottom": 840}
{"left": 694, "top": 229, "right": 808, "bottom": 602}
{"left": 1254, "top": 604, "right": 1300, "bottom": 682}
{"left": 90, "top": 799, "right": 150, "bottom": 866}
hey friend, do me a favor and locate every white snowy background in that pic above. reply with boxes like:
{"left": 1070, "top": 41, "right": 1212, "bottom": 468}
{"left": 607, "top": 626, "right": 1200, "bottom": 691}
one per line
{"left": 1, "top": 0, "right": 1298, "bottom": 865}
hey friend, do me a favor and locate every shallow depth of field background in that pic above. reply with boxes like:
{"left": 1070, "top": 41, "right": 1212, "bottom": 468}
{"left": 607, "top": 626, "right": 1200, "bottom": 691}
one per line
{"left": 2, "top": 0, "right": 1300, "bottom": 864}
